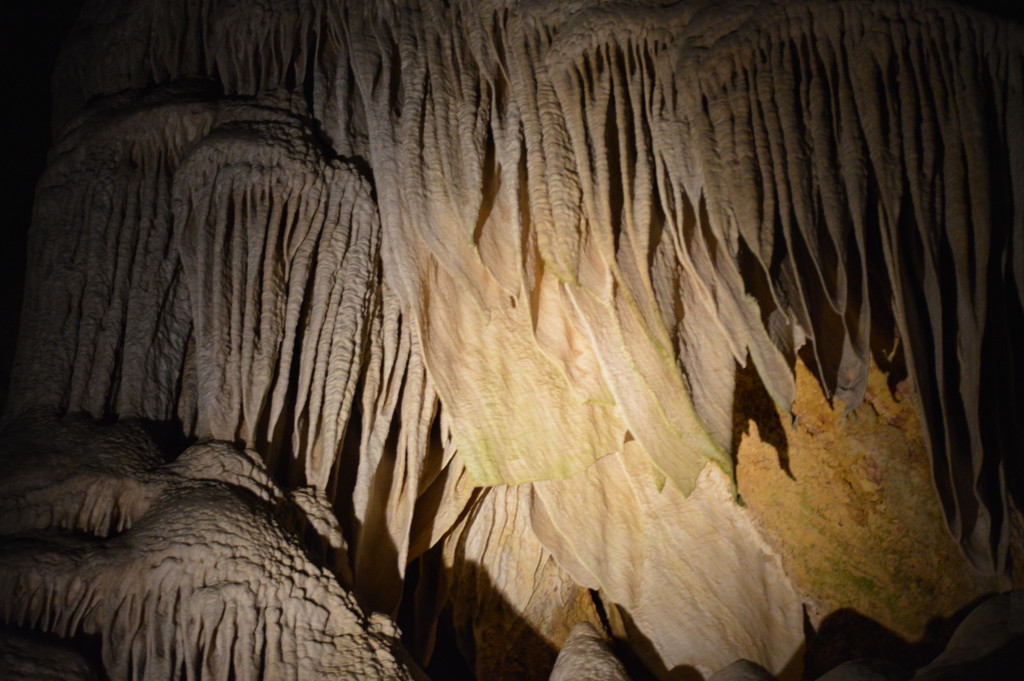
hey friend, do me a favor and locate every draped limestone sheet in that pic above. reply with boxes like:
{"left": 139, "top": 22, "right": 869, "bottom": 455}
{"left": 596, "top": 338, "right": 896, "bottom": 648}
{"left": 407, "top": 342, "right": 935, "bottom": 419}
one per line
{"left": 7, "top": 0, "right": 1024, "bottom": 678}
{"left": 342, "top": 0, "right": 1023, "bottom": 574}
{"left": 663, "top": 0, "right": 1024, "bottom": 575}
{"left": 174, "top": 116, "right": 379, "bottom": 489}
{"left": 8, "top": 91, "right": 213, "bottom": 423}
{"left": 8, "top": 88, "right": 461, "bottom": 622}
{"left": 533, "top": 449, "right": 804, "bottom": 677}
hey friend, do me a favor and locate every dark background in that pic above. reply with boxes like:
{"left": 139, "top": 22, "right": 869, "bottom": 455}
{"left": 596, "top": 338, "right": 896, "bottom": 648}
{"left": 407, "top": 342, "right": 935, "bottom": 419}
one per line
{"left": 2, "top": 0, "right": 1023, "bottom": 412}
{"left": 1, "top": 0, "right": 83, "bottom": 406}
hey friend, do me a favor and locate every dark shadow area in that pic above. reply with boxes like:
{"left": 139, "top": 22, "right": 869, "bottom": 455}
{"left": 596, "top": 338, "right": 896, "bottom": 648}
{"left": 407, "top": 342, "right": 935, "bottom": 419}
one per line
{"left": 400, "top": 542, "right": 561, "bottom": 681}
{"left": 0, "top": 1, "right": 84, "bottom": 410}
{"left": 0, "top": 625, "right": 110, "bottom": 681}
{"left": 955, "top": 1, "right": 1024, "bottom": 24}
{"left": 777, "top": 641, "right": 807, "bottom": 681}
{"left": 801, "top": 597, "right": 998, "bottom": 681}
{"left": 588, "top": 589, "right": 675, "bottom": 681}
{"left": 733, "top": 356, "right": 792, "bottom": 479}
{"left": 406, "top": 411, "right": 467, "bottom": 562}
{"left": 395, "top": 490, "right": 709, "bottom": 681}
{"left": 136, "top": 417, "right": 197, "bottom": 464}
{"left": 417, "top": 604, "right": 478, "bottom": 681}
{"left": 612, "top": 605, "right": 706, "bottom": 681}
{"left": 350, "top": 422, "right": 404, "bottom": 611}
{"left": 862, "top": 174, "right": 908, "bottom": 400}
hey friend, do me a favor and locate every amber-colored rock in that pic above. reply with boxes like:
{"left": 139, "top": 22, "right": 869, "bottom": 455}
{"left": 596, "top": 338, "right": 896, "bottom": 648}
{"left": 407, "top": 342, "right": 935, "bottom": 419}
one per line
{"left": 736, "top": 359, "right": 1007, "bottom": 650}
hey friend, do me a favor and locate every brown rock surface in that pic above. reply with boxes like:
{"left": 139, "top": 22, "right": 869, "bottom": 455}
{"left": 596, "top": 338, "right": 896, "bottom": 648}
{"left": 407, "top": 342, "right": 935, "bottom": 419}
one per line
{"left": 736, "top": 358, "right": 1011, "bottom": 648}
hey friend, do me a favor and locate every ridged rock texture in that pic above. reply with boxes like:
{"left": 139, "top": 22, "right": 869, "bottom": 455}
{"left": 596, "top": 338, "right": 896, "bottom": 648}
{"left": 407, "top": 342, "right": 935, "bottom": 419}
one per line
{"left": 0, "top": 416, "right": 422, "bottom": 680}
{"left": 2, "top": 1, "right": 1022, "bottom": 680}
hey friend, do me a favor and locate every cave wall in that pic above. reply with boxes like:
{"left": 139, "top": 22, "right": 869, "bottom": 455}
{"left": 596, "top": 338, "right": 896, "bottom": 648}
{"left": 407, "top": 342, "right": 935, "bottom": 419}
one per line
{"left": 2, "top": 1, "right": 1023, "bottom": 680}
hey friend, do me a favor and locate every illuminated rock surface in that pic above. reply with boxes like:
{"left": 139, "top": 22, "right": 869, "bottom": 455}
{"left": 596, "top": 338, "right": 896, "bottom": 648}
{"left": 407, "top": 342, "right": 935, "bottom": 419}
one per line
{"left": 2, "top": 1, "right": 1022, "bottom": 679}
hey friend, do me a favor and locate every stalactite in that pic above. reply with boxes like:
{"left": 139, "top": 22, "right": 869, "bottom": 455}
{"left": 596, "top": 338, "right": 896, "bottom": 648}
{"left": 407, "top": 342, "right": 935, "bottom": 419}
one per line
{"left": 6, "top": 90, "right": 216, "bottom": 422}
{"left": 655, "top": 0, "right": 1024, "bottom": 574}
{"left": 173, "top": 112, "right": 380, "bottom": 490}
{"left": 4, "top": 1, "right": 1023, "bottom": 679}
{"left": 532, "top": 445, "right": 804, "bottom": 677}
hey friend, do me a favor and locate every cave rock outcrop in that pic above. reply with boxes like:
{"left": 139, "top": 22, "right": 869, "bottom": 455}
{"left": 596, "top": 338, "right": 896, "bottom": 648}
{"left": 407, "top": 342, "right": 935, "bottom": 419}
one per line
{"left": 3, "top": 0, "right": 1023, "bottom": 679}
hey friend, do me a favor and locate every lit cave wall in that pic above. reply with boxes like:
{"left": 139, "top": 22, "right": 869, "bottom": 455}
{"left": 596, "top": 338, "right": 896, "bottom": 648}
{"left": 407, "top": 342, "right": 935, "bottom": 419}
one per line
{"left": 1, "top": 1, "right": 1022, "bottom": 680}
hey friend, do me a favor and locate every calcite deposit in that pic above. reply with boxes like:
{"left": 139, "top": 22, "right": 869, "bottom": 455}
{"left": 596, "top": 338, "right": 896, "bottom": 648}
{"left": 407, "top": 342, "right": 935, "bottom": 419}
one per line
{"left": 2, "top": 1, "right": 1022, "bottom": 679}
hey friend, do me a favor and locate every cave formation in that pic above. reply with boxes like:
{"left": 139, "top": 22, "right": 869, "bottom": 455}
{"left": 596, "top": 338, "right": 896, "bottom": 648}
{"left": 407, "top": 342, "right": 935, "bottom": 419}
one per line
{"left": 1, "top": 0, "right": 1023, "bottom": 679}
